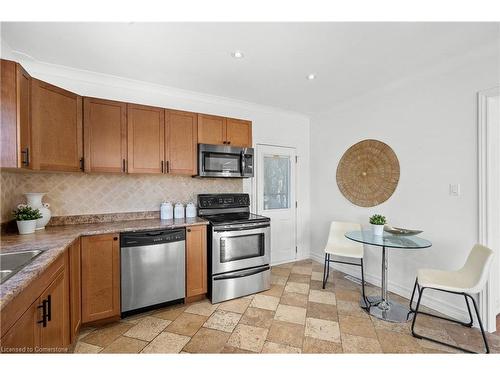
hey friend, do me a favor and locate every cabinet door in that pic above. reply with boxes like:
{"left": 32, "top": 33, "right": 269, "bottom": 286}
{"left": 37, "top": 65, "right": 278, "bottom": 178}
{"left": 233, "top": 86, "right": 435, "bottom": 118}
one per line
{"left": 0, "top": 299, "right": 39, "bottom": 352}
{"left": 69, "top": 240, "right": 81, "bottom": 343}
{"left": 39, "top": 267, "right": 70, "bottom": 351}
{"left": 31, "top": 78, "right": 83, "bottom": 171}
{"left": 225, "top": 118, "right": 252, "bottom": 147}
{"left": 0, "top": 60, "right": 31, "bottom": 168}
{"left": 81, "top": 234, "right": 120, "bottom": 323}
{"left": 166, "top": 110, "right": 198, "bottom": 175}
{"left": 186, "top": 225, "right": 207, "bottom": 297}
{"left": 197, "top": 114, "right": 226, "bottom": 145}
{"left": 83, "top": 97, "right": 127, "bottom": 173}
{"left": 127, "top": 104, "right": 165, "bottom": 174}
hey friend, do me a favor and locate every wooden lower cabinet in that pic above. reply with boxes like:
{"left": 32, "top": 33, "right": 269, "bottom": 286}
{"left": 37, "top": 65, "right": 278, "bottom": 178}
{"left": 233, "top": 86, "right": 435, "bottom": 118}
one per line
{"left": 186, "top": 225, "right": 207, "bottom": 298}
{"left": 81, "top": 234, "right": 120, "bottom": 323}
{"left": 38, "top": 269, "right": 70, "bottom": 351}
{"left": 0, "top": 300, "right": 39, "bottom": 353}
{"left": 0, "top": 251, "right": 70, "bottom": 353}
{"left": 69, "top": 240, "right": 81, "bottom": 342}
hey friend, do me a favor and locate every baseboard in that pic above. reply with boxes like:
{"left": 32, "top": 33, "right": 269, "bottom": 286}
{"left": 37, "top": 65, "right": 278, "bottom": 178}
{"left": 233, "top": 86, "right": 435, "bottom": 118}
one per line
{"left": 309, "top": 253, "right": 471, "bottom": 324}
{"left": 271, "top": 254, "right": 309, "bottom": 267}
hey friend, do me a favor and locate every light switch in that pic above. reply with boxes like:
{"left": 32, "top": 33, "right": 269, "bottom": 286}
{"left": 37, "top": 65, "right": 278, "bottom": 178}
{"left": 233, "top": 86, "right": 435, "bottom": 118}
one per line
{"left": 449, "top": 183, "right": 461, "bottom": 196}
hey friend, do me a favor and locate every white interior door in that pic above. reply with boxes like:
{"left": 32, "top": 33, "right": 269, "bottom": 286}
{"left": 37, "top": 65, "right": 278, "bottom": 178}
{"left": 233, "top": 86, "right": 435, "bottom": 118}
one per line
{"left": 256, "top": 144, "right": 296, "bottom": 265}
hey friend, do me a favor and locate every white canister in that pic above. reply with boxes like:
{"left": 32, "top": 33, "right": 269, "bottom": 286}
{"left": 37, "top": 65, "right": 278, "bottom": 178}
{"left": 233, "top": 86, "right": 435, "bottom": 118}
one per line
{"left": 160, "top": 202, "right": 173, "bottom": 220}
{"left": 185, "top": 203, "right": 197, "bottom": 218}
{"left": 174, "top": 203, "right": 185, "bottom": 219}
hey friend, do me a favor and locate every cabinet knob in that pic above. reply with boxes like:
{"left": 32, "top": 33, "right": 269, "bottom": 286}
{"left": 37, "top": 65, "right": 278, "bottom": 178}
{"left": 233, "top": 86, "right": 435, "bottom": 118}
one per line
{"left": 187, "top": 228, "right": 191, "bottom": 232}
{"left": 113, "top": 237, "right": 118, "bottom": 241}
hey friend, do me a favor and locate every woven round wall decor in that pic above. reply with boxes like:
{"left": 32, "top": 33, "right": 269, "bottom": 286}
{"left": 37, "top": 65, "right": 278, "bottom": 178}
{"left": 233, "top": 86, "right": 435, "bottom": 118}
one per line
{"left": 336, "top": 139, "right": 400, "bottom": 207}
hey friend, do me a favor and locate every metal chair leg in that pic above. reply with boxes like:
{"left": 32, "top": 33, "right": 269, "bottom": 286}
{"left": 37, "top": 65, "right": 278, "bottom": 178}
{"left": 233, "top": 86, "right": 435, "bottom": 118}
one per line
{"left": 412, "top": 286, "right": 490, "bottom": 354}
{"left": 463, "top": 294, "right": 474, "bottom": 327}
{"left": 322, "top": 253, "right": 328, "bottom": 289}
{"left": 467, "top": 294, "right": 490, "bottom": 354}
{"left": 409, "top": 278, "right": 418, "bottom": 311}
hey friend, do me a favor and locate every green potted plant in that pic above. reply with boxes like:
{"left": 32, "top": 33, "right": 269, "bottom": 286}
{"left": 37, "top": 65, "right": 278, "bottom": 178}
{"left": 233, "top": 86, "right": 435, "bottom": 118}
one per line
{"left": 13, "top": 204, "right": 42, "bottom": 235}
{"left": 369, "top": 214, "right": 386, "bottom": 236}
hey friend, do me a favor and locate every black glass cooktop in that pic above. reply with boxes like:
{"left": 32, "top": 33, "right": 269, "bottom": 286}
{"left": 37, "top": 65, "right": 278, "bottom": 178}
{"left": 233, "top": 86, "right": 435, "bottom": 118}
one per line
{"left": 201, "top": 212, "right": 270, "bottom": 225}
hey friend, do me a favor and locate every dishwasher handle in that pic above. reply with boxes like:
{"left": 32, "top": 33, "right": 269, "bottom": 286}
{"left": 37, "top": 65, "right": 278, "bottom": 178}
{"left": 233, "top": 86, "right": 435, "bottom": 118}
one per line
{"left": 121, "top": 229, "right": 185, "bottom": 247}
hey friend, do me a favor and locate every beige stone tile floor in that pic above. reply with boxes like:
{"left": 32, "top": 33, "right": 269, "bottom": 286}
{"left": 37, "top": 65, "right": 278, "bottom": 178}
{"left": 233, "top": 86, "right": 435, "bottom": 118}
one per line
{"left": 74, "top": 259, "right": 500, "bottom": 354}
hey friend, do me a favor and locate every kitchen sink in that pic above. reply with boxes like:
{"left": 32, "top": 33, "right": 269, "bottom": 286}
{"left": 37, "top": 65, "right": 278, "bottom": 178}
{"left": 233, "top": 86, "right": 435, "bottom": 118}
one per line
{"left": 0, "top": 250, "right": 43, "bottom": 284}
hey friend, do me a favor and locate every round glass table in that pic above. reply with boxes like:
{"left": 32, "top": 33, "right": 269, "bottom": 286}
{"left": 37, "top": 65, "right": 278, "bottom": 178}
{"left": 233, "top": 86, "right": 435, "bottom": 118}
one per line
{"left": 345, "top": 230, "right": 432, "bottom": 323}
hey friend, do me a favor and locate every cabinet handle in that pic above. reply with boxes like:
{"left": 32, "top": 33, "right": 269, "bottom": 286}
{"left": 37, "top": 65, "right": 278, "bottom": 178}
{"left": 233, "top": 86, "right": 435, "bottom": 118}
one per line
{"left": 113, "top": 237, "right": 118, "bottom": 241}
{"left": 166, "top": 161, "right": 170, "bottom": 173}
{"left": 227, "top": 141, "right": 231, "bottom": 145}
{"left": 46, "top": 295, "right": 52, "bottom": 322}
{"left": 21, "top": 147, "right": 30, "bottom": 166}
{"left": 161, "top": 160, "right": 164, "bottom": 173}
{"left": 80, "top": 157, "right": 85, "bottom": 171}
{"left": 223, "top": 141, "right": 227, "bottom": 144}
{"left": 37, "top": 299, "right": 48, "bottom": 327}
{"left": 122, "top": 159, "right": 126, "bottom": 173}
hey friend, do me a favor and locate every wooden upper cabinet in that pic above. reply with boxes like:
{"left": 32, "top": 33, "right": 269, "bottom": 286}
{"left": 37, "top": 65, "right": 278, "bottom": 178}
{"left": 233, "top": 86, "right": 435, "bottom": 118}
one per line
{"left": 0, "top": 59, "right": 31, "bottom": 168}
{"left": 186, "top": 225, "right": 207, "bottom": 298}
{"left": 198, "top": 114, "right": 252, "bottom": 147}
{"left": 225, "top": 118, "right": 252, "bottom": 147}
{"left": 81, "top": 234, "right": 120, "bottom": 323}
{"left": 31, "top": 78, "right": 83, "bottom": 172}
{"left": 197, "top": 114, "right": 226, "bottom": 145}
{"left": 83, "top": 98, "right": 127, "bottom": 173}
{"left": 127, "top": 103, "right": 165, "bottom": 174}
{"left": 166, "top": 110, "right": 198, "bottom": 175}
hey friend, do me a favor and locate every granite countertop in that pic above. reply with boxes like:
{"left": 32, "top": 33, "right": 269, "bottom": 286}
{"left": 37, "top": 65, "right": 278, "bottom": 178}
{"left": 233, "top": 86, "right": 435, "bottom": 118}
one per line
{"left": 0, "top": 217, "right": 209, "bottom": 310}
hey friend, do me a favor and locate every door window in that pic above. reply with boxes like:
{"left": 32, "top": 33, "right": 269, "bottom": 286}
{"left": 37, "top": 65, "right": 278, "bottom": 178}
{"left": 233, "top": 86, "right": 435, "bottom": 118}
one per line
{"left": 263, "top": 155, "right": 290, "bottom": 209}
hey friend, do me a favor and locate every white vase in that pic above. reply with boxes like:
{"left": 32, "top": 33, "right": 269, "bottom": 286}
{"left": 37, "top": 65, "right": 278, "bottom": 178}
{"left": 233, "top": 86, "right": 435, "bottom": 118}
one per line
{"left": 24, "top": 192, "right": 51, "bottom": 230}
{"left": 371, "top": 224, "right": 385, "bottom": 236}
{"left": 17, "top": 219, "right": 37, "bottom": 235}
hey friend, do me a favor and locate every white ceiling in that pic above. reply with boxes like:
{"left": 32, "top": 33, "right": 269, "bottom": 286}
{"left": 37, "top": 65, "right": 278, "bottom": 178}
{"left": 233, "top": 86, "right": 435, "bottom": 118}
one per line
{"left": 1, "top": 22, "right": 498, "bottom": 114}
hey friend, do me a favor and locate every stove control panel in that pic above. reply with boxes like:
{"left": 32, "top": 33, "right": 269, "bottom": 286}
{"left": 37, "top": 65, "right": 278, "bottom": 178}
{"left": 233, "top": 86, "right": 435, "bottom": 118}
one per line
{"left": 198, "top": 194, "right": 250, "bottom": 209}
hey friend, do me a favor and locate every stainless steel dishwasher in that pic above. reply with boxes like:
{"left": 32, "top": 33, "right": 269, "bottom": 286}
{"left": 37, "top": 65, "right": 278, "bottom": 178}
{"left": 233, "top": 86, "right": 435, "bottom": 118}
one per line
{"left": 120, "top": 229, "right": 185, "bottom": 315}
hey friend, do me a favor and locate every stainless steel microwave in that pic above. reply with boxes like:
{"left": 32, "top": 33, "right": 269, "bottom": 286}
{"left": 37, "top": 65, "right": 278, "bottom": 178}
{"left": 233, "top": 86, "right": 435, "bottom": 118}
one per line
{"left": 198, "top": 144, "right": 254, "bottom": 178}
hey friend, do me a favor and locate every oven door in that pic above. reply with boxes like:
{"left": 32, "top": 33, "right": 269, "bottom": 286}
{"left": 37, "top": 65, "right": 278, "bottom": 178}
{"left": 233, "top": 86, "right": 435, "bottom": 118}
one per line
{"left": 212, "top": 222, "right": 270, "bottom": 275}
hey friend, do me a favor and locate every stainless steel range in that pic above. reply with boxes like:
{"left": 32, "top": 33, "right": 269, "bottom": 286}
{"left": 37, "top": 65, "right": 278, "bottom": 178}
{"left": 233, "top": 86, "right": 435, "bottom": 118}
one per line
{"left": 198, "top": 193, "right": 271, "bottom": 303}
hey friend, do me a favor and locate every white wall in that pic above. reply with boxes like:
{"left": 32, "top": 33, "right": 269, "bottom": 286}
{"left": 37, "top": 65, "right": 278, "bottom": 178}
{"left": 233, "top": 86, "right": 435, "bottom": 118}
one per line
{"left": 1, "top": 39, "right": 311, "bottom": 262}
{"left": 310, "top": 43, "right": 500, "bottom": 320}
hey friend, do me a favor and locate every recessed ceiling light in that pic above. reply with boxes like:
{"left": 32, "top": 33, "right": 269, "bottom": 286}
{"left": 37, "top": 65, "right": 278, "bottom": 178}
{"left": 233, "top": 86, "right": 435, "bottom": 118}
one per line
{"left": 232, "top": 50, "right": 244, "bottom": 59}
{"left": 307, "top": 73, "right": 316, "bottom": 80}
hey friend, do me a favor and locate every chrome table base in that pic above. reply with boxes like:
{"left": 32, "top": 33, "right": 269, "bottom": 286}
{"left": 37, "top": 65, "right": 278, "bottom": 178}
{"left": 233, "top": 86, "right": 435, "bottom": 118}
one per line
{"left": 360, "top": 296, "right": 414, "bottom": 323}
{"left": 359, "top": 245, "right": 414, "bottom": 323}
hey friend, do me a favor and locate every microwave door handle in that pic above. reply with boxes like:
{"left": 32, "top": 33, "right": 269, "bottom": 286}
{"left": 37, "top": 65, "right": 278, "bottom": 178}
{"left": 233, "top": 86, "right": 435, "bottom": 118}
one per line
{"left": 240, "top": 151, "right": 245, "bottom": 176}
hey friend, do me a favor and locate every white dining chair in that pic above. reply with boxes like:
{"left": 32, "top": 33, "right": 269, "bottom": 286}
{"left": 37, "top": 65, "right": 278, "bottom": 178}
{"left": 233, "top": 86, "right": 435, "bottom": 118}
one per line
{"left": 322, "top": 221, "right": 368, "bottom": 307}
{"left": 409, "top": 243, "right": 494, "bottom": 353}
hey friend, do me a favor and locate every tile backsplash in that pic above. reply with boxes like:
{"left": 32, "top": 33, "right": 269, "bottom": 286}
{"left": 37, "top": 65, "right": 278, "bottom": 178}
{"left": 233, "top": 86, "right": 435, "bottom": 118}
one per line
{"left": 0, "top": 171, "right": 242, "bottom": 223}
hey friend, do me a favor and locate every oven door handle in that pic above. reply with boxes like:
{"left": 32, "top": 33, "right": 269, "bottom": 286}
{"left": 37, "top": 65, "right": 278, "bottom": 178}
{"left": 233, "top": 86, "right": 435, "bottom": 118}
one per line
{"left": 213, "top": 266, "right": 270, "bottom": 281}
{"left": 213, "top": 223, "right": 270, "bottom": 232}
